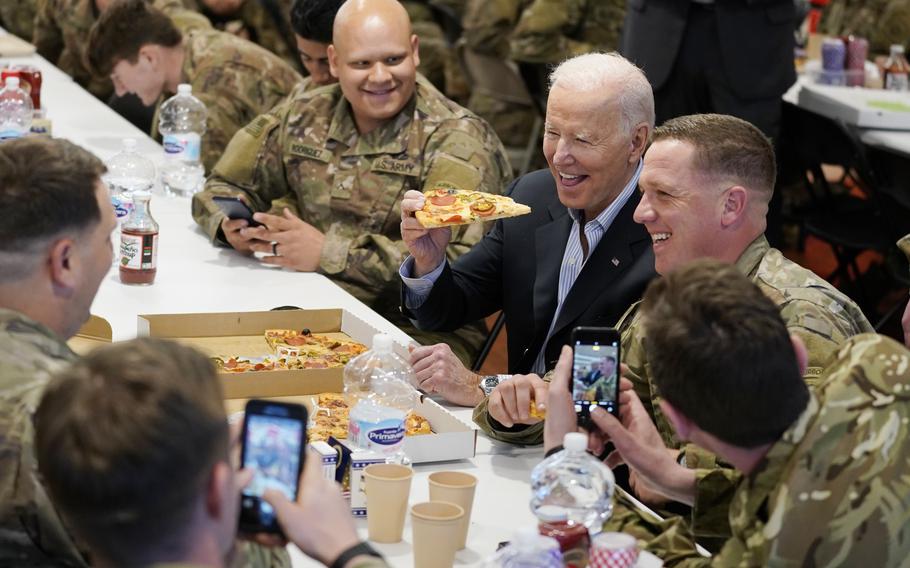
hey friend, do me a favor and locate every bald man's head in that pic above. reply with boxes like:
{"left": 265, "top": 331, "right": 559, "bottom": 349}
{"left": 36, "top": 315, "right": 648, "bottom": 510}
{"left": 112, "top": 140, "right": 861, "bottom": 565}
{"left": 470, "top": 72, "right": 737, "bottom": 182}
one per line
{"left": 328, "top": 0, "right": 419, "bottom": 134}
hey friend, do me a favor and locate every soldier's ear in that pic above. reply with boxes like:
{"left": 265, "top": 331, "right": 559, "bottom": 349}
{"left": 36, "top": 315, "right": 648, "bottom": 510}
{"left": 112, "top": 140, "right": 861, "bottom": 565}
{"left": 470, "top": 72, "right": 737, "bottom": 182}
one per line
{"left": 410, "top": 34, "right": 420, "bottom": 68}
{"left": 47, "top": 237, "right": 77, "bottom": 296}
{"left": 327, "top": 44, "right": 339, "bottom": 79}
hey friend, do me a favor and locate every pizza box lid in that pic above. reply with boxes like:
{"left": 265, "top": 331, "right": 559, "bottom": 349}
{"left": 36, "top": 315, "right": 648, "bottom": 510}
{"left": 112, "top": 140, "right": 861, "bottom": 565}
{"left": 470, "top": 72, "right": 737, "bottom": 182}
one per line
{"left": 797, "top": 83, "right": 910, "bottom": 130}
{"left": 67, "top": 314, "right": 112, "bottom": 355}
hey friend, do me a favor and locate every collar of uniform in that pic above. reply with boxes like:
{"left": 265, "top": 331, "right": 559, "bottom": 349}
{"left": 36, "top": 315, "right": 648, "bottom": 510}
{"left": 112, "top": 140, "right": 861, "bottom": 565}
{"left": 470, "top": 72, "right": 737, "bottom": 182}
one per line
{"left": 729, "top": 393, "right": 819, "bottom": 533}
{"left": 327, "top": 92, "right": 417, "bottom": 156}
{"left": 0, "top": 307, "right": 75, "bottom": 359}
{"left": 734, "top": 234, "right": 771, "bottom": 279}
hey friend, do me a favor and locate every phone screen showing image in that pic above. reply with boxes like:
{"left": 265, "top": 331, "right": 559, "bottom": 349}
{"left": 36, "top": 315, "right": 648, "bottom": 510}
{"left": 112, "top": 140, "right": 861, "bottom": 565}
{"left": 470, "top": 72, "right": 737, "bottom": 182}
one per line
{"left": 239, "top": 404, "right": 305, "bottom": 533}
{"left": 572, "top": 338, "right": 619, "bottom": 417}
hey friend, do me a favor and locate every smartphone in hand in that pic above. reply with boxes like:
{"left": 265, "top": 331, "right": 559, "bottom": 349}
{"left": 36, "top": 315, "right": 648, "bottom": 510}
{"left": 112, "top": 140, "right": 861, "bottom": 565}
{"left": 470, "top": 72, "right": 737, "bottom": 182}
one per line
{"left": 238, "top": 399, "right": 307, "bottom": 534}
{"left": 569, "top": 327, "right": 621, "bottom": 425}
{"left": 213, "top": 195, "right": 263, "bottom": 228}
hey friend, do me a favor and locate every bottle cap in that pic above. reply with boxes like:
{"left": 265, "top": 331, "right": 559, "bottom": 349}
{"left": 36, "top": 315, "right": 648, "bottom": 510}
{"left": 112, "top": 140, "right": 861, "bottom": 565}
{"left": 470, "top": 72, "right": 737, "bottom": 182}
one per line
{"left": 535, "top": 505, "right": 569, "bottom": 523}
{"left": 372, "top": 333, "right": 394, "bottom": 353}
{"left": 563, "top": 431, "right": 587, "bottom": 452}
{"left": 177, "top": 83, "right": 192, "bottom": 95}
{"left": 122, "top": 138, "right": 137, "bottom": 151}
{"left": 892, "top": 44, "right": 905, "bottom": 54}
{"left": 4, "top": 76, "right": 19, "bottom": 89}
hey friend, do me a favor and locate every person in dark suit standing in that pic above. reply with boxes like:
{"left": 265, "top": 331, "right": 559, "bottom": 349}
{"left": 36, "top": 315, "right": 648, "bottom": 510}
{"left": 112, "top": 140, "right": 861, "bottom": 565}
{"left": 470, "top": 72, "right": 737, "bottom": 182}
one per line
{"left": 399, "top": 52, "right": 657, "bottom": 410}
{"left": 621, "top": 0, "right": 796, "bottom": 140}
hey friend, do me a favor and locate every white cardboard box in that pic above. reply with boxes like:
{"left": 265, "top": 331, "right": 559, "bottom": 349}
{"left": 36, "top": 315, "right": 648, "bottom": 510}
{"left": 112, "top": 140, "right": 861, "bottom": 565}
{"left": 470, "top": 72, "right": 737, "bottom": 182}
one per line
{"left": 137, "top": 309, "right": 477, "bottom": 464}
{"left": 798, "top": 83, "right": 910, "bottom": 130}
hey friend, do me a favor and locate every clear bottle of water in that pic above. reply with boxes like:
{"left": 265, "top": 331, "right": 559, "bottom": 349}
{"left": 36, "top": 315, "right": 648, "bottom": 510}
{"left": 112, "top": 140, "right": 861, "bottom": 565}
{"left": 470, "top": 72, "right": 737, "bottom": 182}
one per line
{"left": 0, "top": 77, "right": 33, "bottom": 141}
{"left": 530, "top": 432, "right": 615, "bottom": 532}
{"left": 104, "top": 138, "right": 156, "bottom": 247}
{"left": 344, "top": 333, "right": 416, "bottom": 463}
{"left": 484, "top": 530, "right": 563, "bottom": 568}
{"left": 158, "top": 83, "right": 206, "bottom": 196}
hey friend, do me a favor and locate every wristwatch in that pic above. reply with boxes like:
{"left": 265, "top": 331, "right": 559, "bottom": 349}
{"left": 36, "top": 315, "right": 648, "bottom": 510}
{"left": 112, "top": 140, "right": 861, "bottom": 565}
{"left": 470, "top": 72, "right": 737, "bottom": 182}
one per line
{"left": 329, "top": 541, "right": 383, "bottom": 568}
{"left": 479, "top": 374, "right": 511, "bottom": 397}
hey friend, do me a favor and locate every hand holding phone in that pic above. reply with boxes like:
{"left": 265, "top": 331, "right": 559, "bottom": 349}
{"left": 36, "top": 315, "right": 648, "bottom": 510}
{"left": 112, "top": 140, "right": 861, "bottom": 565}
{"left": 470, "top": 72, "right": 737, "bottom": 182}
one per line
{"left": 213, "top": 195, "right": 264, "bottom": 228}
{"left": 569, "top": 327, "right": 620, "bottom": 424}
{"left": 239, "top": 400, "right": 307, "bottom": 535}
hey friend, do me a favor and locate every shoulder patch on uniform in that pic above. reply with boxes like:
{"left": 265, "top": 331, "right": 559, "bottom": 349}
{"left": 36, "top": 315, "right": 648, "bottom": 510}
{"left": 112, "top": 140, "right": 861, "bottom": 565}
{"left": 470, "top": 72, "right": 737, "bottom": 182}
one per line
{"left": 244, "top": 115, "right": 274, "bottom": 138}
{"left": 372, "top": 156, "right": 419, "bottom": 176}
{"left": 423, "top": 154, "right": 482, "bottom": 193}
{"left": 288, "top": 143, "right": 332, "bottom": 162}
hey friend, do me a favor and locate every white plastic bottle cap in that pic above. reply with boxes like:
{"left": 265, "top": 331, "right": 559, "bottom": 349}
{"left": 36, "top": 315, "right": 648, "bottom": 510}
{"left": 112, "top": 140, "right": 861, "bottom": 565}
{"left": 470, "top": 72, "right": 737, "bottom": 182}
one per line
{"left": 372, "top": 333, "right": 393, "bottom": 353}
{"left": 535, "top": 505, "right": 569, "bottom": 523}
{"left": 177, "top": 83, "right": 192, "bottom": 95}
{"left": 122, "top": 138, "right": 137, "bottom": 151}
{"left": 5, "top": 76, "right": 19, "bottom": 88}
{"left": 563, "top": 431, "right": 588, "bottom": 451}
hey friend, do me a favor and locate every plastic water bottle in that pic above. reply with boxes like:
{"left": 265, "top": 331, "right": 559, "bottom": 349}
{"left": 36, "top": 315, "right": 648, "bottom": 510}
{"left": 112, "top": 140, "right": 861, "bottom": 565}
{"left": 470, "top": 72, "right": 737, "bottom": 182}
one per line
{"left": 484, "top": 530, "right": 563, "bottom": 568}
{"left": 104, "top": 138, "right": 156, "bottom": 245}
{"left": 0, "top": 77, "right": 33, "bottom": 141}
{"left": 530, "top": 432, "right": 615, "bottom": 531}
{"left": 158, "top": 83, "right": 206, "bottom": 196}
{"left": 344, "top": 333, "right": 416, "bottom": 463}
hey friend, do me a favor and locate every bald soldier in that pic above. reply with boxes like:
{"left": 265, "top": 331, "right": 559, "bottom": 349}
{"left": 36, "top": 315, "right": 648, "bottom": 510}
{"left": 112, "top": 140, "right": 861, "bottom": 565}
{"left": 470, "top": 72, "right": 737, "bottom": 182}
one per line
{"left": 192, "top": 0, "right": 511, "bottom": 365}
{"left": 87, "top": 0, "right": 301, "bottom": 172}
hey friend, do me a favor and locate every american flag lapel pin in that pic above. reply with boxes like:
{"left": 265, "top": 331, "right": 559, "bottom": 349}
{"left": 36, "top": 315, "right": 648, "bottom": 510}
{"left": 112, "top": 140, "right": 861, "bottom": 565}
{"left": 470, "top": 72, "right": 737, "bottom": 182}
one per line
{"left": 612, "top": 257, "right": 620, "bottom": 266}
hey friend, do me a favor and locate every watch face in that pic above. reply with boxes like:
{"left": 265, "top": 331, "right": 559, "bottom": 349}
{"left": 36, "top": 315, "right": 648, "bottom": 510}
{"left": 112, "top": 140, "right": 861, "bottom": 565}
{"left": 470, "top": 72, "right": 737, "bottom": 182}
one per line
{"left": 482, "top": 376, "right": 499, "bottom": 395}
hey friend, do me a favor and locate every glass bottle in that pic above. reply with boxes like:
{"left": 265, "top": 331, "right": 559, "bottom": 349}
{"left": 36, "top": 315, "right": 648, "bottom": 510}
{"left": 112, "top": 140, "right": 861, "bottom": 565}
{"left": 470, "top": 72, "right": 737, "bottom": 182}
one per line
{"left": 119, "top": 191, "right": 159, "bottom": 285}
{"left": 883, "top": 44, "right": 910, "bottom": 92}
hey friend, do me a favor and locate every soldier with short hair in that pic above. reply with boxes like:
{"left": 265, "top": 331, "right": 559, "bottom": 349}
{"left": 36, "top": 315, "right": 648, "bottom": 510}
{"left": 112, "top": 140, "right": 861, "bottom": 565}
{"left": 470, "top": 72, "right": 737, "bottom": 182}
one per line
{"left": 288, "top": 0, "right": 345, "bottom": 89}
{"left": 86, "top": 0, "right": 302, "bottom": 171}
{"left": 0, "top": 137, "right": 116, "bottom": 566}
{"left": 545, "top": 259, "right": 910, "bottom": 566}
{"left": 192, "top": 0, "right": 511, "bottom": 366}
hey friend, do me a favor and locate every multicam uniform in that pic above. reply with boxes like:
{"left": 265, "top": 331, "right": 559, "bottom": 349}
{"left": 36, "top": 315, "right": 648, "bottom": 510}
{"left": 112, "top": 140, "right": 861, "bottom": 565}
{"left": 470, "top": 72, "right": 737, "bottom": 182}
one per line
{"left": 642, "top": 334, "right": 910, "bottom": 566}
{"left": 0, "top": 0, "right": 37, "bottom": 41}
{"left": 184, "top": 0, "right": 303, "bottom": 74}
{"left": 509, "top": 0, "right": 625, "bottom": 64}
{"left": 820, "top": 0, "right": 910, "bottom": 55}
{"left": 32, "top": 0, "right": 198, "bottom": 99}
{"left": 0, "top": 309, "right": 86, "bottom": 567}
{"left": 474, "top": 235, "right": 874, "bottom": 536}
{"left": 151, "top": 29, "right": 301, "bottom": 172}
{"left": 192, "top": 76, "right": 512, "bottom": 364}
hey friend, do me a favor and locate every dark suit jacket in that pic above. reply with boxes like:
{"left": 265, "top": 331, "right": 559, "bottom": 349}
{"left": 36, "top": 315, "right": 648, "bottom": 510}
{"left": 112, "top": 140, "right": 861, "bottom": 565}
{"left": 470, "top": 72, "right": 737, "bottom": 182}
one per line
{"left": 403, "top": 169, "right": 656, "bottom": 374}
{"left": 621, "top": 0, "right": 796, "bottom": 100}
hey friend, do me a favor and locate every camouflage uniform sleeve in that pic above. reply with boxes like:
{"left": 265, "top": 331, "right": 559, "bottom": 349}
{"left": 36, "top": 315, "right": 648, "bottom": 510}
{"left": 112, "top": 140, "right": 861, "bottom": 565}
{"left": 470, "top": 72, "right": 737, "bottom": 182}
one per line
{"left": 192, "top": 111, "right": 291, "bottom": 243}
{"left": 462, "top": 0, "right": 524, "bottom": 57}
{"left": 317, "top": 115, "right": 511, "bottom": 291}
{"left": 472, "top": 396, "right": 545, "bottom": 444}
{"left": 510, "top": 0, "right": 592, "bottom": 63}
{"left": 195, "top": 87, "right": 246, "bottom": 172}
{"left": 230, "top": 541, "right": 290, "bottom": 568}
{"left": 32, "top": 0, "right": 63, "bottom": 63}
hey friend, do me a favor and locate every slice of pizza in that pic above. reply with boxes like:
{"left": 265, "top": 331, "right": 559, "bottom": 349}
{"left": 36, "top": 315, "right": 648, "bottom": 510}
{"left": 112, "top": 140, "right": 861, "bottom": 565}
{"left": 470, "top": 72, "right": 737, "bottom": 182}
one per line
{"left": 415, "top": 186, "right": 531, "bottom": 228}
{"left": 405, "top": 411, "right": 432, "bottom": 436}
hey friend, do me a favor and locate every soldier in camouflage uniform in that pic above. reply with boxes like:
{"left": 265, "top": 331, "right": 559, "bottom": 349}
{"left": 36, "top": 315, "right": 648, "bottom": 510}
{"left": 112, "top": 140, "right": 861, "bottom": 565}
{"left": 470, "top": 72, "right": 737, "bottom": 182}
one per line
{"left": 192, "top": 0, "right": 511, "bottom": 366}
{"left": 0, "top": 0, "right": 37, "bottom": 41}
{"left": 820, "top": 0, "right": 910, "bottom": 55}
{"left": 0, "top": 138, "right": 114, "bottom": 566}
{"left": 571, "top": 261, "right": 910, "bottom": 566}
{"left": 287, "top": 0, "right": 344, "bottom": 91}
{"left": 476, "top": 114, "right": 873, "bottom": 542}
{"left": 87, "top": 0, "right": 301, "bottom": 171}
{"left": 32, "top": 0, "right": 201, "bottom": 100}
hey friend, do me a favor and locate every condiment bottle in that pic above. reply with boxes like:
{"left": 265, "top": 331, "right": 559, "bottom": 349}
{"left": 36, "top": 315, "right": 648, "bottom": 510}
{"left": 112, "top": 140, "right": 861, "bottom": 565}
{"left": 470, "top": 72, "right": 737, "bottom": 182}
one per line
{"left": 119, "top": 191, "right": 159, "bottom": 285}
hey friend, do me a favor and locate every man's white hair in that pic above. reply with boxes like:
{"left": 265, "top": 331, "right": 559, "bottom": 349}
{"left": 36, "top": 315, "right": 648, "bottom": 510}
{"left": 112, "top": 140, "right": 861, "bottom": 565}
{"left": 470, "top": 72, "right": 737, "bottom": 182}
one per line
{"left": 549, "top": 52, "right": 655, "bottom": 134}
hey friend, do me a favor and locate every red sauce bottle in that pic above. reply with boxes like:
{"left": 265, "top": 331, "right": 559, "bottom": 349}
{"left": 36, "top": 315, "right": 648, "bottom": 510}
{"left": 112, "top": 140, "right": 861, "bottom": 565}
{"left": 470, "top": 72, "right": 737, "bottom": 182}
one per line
{"left": 119, "top": 191, "right": 158, "bottom": 285}
{"left": 538, "top": 518, "right": 590, "bottom": 568}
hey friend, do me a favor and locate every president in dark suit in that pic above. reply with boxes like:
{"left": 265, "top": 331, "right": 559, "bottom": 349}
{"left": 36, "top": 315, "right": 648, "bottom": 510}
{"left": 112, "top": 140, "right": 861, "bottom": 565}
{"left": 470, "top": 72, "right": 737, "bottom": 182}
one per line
{"left": 621, "top": 0, "right": 796, "bottom": 140}
{"left": 398, "top": 52, "right": 657, "bottom": 414}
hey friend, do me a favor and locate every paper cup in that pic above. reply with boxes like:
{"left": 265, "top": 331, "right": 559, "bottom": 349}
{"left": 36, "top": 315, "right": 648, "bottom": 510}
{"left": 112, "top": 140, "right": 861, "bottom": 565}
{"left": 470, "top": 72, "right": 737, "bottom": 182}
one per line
{"left": 363, "top": 463, "right": 413, "bottom": 543}
{"left": 589, "top": 532, "right": 639, "bottom": 568}
{"left": 411, "top": 501, "right": 465, "bottom": 568}
{"left": 428, "top": 471, "right": 477, "bottom": 549}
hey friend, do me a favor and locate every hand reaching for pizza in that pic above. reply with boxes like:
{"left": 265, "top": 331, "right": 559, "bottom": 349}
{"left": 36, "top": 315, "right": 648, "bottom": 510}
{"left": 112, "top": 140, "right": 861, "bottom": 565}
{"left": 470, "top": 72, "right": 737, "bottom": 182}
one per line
{"left": 242, "top": 208, "right": 326, "bottom": 272}
{"left": 409, "top": 342, "right": 484, "bottom": 407}
{"left": 400, "top": 189, "right": 452, "bottom": 277}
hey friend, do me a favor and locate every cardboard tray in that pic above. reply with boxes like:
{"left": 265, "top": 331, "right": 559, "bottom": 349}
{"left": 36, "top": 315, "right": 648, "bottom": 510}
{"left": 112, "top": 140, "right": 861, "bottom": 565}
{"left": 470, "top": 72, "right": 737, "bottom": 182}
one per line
{"left": 137, "top": 309, "right": 476, "bottom": 464}
{"left": 67, "top": 315, "right": 112, "bottom": 354}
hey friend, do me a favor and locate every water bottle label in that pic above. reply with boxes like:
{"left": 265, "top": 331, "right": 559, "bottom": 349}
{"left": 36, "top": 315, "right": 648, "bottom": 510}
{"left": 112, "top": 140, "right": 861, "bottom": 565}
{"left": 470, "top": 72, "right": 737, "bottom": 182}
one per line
{"left": 0, "top": 128, "right": 24, "bottom": 140}
{"left": 163, "top": 132, "right": 201, "bottom": 162}
{"left": 120, "top": 232, "right": 158, "bottom": 270}
{"left": 350, "top": 416, "right": 405, "bottom": 451}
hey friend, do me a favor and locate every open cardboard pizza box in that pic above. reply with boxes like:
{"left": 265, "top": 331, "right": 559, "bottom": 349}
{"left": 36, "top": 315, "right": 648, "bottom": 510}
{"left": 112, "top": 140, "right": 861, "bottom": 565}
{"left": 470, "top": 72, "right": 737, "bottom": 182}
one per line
{"left": 67, "top": 315, "right": 112, "bottom": 354}
{"left": 137, "top": 309, "right": 477, "bottom": 463}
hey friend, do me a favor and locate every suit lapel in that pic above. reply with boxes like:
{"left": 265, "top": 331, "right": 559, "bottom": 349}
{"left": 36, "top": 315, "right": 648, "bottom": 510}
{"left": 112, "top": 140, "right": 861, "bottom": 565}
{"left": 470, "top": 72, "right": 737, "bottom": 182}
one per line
{"left": 531, "top": 200, "right": 572, "bottom": 349}
{"left": 551, "top": 191, "right": 645, "bottom": 335}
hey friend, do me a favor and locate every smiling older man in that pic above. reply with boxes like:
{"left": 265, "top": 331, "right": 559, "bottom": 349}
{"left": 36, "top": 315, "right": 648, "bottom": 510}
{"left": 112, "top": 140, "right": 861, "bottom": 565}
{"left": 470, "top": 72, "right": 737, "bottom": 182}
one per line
{"left": 399, "top": 52, "right": 657, "bottom": 406}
